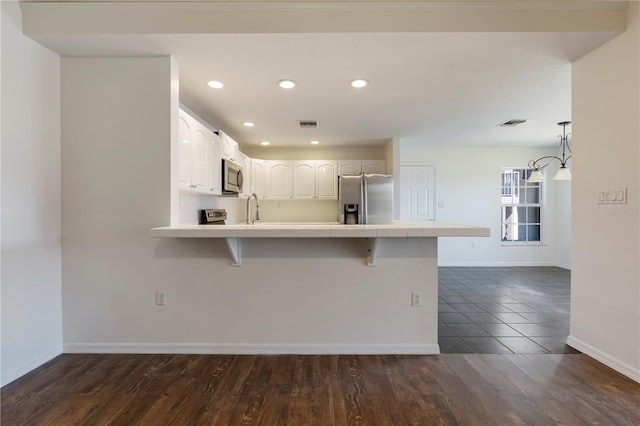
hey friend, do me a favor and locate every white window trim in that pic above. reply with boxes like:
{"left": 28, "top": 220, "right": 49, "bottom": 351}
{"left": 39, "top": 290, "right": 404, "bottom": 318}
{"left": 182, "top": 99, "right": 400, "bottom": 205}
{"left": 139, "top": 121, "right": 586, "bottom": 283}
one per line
{"left": 500, "top": 167, "right": 545, "bottom": 246}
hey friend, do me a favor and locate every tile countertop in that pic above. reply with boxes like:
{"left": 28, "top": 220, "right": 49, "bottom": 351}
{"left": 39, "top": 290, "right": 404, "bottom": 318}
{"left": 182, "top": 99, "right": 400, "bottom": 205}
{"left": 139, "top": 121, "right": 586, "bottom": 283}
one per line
{"left": 150, "top": 221, "right": 491, "bottom": 238}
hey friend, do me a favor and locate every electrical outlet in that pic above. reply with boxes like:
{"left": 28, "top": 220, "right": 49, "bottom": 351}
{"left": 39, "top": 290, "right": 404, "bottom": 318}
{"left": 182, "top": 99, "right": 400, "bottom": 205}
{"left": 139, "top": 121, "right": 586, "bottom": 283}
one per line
{"left": 155, "top": 290, "right": 166, "bottom": 306}
{"left": 411, "top": 292, "right": 422, "bottom": 307}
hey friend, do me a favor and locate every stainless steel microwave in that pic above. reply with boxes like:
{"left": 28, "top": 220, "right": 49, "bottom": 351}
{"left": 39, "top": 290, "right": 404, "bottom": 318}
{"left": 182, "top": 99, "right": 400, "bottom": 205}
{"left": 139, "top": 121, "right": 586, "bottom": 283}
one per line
{"left": 222, "top": 159, "right": 243, "bottom": 194}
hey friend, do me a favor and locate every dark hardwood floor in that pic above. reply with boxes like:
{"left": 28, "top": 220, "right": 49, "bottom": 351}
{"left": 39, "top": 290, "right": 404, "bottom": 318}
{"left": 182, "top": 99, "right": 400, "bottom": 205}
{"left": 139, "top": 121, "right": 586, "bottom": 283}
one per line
{"left": 2, "top": 353, "right": 639, "bottom": 425}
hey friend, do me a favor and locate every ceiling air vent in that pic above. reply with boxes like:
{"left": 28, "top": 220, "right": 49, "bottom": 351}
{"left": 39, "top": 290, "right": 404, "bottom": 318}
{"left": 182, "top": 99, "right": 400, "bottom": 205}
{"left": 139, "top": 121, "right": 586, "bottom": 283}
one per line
{"left": 298, "top": 120, "right": 319, "bottom": 129}
{"left": 498, "top": 119, "right": 527, "bottom": 127}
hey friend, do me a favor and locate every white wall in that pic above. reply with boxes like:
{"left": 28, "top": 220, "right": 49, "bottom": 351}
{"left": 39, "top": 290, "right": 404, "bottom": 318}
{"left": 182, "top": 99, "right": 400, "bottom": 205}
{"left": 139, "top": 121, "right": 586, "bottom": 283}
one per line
{"left": 61, "top": 56, "right": 174, "bottom": 348}
{"left": 1, "top": 1, "right": 63, "bottom": 386}
{"left": 569, "top": 3, "right": 639, "bottom": 382}
{"left": 400, "top": 146, "right": 571, "bottom": 267}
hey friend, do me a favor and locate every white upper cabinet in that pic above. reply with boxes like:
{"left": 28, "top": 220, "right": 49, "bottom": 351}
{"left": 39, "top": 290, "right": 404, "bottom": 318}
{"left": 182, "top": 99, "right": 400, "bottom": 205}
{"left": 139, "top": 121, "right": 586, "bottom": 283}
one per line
{"left": 337, "top": 160, "right": 361, "bottom": 175}
{"left": 191, "top": 125, "right": 209, "bottom": 191}
{"left": 239, "top": 151, "right": 252, "bottom": 198}
{"left": 178, "top": 108, "right": 223, "bottom": 195}
{"left": 251, "top": 159, "right": 267, "bottom": 197}
{"left": 362, "top": 160, "right": 387, "bottom": 174}
{"left": 337, "top": 160, "right": 386, "bottom": 175}
{"left": 219, "top": 130, "right": 240, "bottom": 163}
{"left": 293, "top": 161, "right": 316, "bottom": 199}
{"left": 208, "top": 132, "right": 222, "bottom": 195}
{"left": 178, "top": 111, "right": 192, "bottom": 189}
{"left": 316, "top": 161, "right": 338, "bottom": 199}
{"left": 267, "top": 160, "right": 293, "bottom": 199}
{"left": 292, "top": 160, "right": 338, "bottom": 199}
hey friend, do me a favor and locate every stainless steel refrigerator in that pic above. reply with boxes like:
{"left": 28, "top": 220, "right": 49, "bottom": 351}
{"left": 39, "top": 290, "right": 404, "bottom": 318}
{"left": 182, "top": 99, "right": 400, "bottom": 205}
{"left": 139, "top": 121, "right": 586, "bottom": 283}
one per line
{"left": 338, "top": 174, "right": 394, "bottom": 224}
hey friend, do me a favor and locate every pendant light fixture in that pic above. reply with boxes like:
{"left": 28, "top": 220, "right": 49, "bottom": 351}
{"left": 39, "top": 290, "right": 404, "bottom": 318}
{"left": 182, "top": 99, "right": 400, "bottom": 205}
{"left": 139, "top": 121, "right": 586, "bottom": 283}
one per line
{"left": 528, "top": 121, "right": 572, "bottom": 182}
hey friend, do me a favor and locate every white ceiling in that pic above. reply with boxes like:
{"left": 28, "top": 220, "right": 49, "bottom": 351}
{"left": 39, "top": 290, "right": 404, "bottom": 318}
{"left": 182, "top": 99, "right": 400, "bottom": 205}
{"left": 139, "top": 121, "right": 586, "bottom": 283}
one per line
{"left": 22, "top": 1, "right": 626, "bottom": 149}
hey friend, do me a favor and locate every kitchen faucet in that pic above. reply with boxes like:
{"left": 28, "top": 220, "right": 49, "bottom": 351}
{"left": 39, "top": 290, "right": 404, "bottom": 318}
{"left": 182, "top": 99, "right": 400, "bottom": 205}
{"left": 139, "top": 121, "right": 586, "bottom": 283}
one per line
{"left": 246, "top": 192, "right": 261, "bottom": 225}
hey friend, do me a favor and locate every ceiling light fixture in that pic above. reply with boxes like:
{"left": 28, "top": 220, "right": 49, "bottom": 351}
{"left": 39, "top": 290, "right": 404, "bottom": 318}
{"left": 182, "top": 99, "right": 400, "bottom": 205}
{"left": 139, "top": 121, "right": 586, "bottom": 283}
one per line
{"left": 278, "top": 79, "right": 296, "bottom": 89}
{"left": 207, "top": 80, "right": 224, "bottom": 89}
{"left": 260, "top": 141, "right": 270, "bottom": 146}
{"left": 498, "top": 119, "right": 527, "bottom": 127}
{"left": 350, "top": 78, "right": 369, "bottom": 88}
{"left": 310, "top": 140, "right": 319, "bottom": 145}
{"left": 243, "top": 122, "right": 255, "bottom": 127}
{"left": 527, "top": 121, "right": 572, "bottom": 182}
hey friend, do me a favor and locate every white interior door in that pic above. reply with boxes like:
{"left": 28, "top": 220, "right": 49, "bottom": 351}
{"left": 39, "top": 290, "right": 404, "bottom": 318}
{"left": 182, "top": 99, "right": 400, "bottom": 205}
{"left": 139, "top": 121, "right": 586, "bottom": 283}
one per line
{"left": 400, "top": 165, "right": 435, "bottom": 220}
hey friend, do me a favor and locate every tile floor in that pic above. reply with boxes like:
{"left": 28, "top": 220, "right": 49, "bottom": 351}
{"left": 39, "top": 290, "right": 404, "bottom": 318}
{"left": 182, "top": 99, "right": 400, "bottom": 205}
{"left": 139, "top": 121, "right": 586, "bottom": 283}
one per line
{"left": 438, "top": 266, "right": 580, "bottom": 354}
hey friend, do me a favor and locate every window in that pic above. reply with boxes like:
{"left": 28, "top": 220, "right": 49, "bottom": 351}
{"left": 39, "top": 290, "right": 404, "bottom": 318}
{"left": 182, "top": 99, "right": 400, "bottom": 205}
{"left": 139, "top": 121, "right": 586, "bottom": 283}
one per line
{"left": 501, "top": 168, "right": 541, "bottom": 242}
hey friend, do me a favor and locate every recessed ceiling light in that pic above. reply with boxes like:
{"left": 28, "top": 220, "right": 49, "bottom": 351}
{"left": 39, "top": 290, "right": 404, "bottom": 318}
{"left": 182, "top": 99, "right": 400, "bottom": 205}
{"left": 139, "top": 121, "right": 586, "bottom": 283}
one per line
{"left": 350, "top": 78, "right": 369, "bottom": 88}
{"left": 207, "top": 80, "right": 224, "bottom": 89}
{"left": 260, "top": 141, "right": 270, "bottom": 146}
{"left": 278, "top": 79, "right": 297, "bottom": 89}
{"left": 243, "top": 121, "right": 255, "bottom": 127}
{"left": 310, "top": 140, "right": 320, "bottom": 145}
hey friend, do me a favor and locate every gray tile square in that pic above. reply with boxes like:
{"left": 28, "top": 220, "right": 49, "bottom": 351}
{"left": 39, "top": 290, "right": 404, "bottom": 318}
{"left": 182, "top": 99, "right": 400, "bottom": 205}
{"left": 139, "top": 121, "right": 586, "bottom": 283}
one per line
{"left": 438, "top": 337, "right": 474, "bottom": 353}
{"left": 463, "top": 296, "right": 495, "bottom": 304}
{"left": 462, "top": 337, "right": 513, "bottom": 354}
{"left": 500, "top": 303, "right": 538, "bottom": 313}
{"left": 448, "top": 323, "right": 490, "bottom": 337}
{"left": 519, "top": 312, "right": 569, "bottom": 324}
{"left": 462, "top": 312, "right": 501, "bottom": 323}
{"left": 529, "top": 337, "right": 581, "bottom": 354}
{"left": 496, "top": 337, "right": 550, "bottom": 354}
{"left": 452, "top": 304, "right": 485, "bottom": 313}
{"left": 438, "top": 303, "right": 457, "bottom": 313}
{"left": 491, "top": 312, "right": 533, "bottom": 324}
{"left": 477, "top": 323, "right": 523, "bottom": 337}
{"left": 475, "top": 303, "right": 513, "bottom": 313}
{"left": 441, "top": 296, "right": 469, "bottom": 304}
{"left": 509, "top": 323, "right": 570, "bottom": 337}
{"left": 439, "top": 312, "right": 473, "bottom": 324}
{"left": 438, "top": 323, "right": 457, "bottom": 337}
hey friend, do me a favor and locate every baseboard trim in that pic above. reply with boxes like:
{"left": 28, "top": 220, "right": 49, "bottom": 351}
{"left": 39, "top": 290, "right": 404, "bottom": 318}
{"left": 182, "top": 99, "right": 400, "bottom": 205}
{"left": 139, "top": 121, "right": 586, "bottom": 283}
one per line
{"left": 438, "top": 261, "right": 566, "bottom": 267}
{"left": 63, "top": 342, "right": 440, "bottom": 355}
{"left": 1, "top": 346, "right": 63, "bottom": 387}
{"left": 567, "top": 335, "right": 640, "bottom": 383}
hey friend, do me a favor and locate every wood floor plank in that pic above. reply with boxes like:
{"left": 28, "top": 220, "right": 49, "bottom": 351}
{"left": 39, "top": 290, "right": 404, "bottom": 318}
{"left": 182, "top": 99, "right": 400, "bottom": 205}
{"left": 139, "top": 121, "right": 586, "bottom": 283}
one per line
{"left": 443, "top": 355, "right": 529, "bottom": 425}
{"left": 483, "top": 354, "right": 585, "bottom": 425}
{"left": 507, "top": 354, "right": 623, "bottom": 425}
{"left": 384, "top": 355, "right": 459, "bottom": 425}
{"left": 428, "top": 355, "right": 502, "bottom": 426}
{"left": 194, "top": 355, "right": 257, "bottom": 425}
{"left": 2, "top": 353, "right": 639, "bottom": 426}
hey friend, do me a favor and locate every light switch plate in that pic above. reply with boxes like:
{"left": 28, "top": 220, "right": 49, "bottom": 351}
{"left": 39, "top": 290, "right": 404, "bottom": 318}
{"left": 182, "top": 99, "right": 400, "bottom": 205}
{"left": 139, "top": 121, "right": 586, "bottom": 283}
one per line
{"left": 598, "top": 188, "right": 627, "bottom": 205}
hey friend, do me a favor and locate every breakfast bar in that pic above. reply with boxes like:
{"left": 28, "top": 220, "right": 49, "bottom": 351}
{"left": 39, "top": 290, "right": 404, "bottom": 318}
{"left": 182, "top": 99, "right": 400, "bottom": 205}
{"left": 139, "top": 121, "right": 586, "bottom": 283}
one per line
{"left": 152, "top": 220, "right": 489, "bottom": 266}
{"left": 151, "top": 221, "right": 489, "bottom": 355}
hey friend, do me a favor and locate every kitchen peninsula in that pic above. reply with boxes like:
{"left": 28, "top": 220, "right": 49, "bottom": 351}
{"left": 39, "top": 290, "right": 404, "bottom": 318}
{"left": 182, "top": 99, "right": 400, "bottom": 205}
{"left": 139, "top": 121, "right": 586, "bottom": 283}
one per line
{"left": 152, "top": 221, "right": 489, "bottom": 354}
